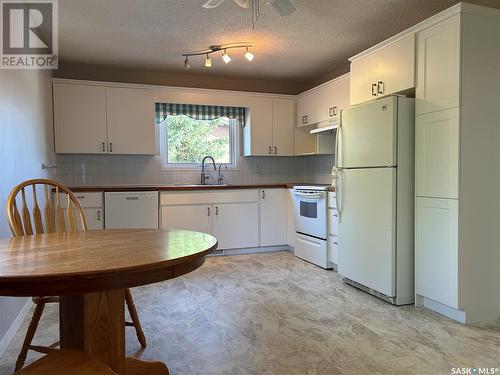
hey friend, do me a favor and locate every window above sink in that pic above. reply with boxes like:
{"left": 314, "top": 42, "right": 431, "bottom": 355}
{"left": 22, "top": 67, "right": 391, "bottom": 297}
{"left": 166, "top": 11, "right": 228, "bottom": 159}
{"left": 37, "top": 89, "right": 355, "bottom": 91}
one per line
{"left": 157, "top": 103, "right": 244, "bottom": 171}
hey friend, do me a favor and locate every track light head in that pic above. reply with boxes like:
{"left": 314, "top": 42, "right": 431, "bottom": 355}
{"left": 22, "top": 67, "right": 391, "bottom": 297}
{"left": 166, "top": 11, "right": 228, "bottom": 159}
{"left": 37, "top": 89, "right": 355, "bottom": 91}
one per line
{"left": 244, "top": 48, "right": 254, "bottom": 62}
{"left": 222, "top": 50, "right": 231, "bottom": 64}
{"left": 184, "top": 56, "right": 191, "bottom": 70}
{"left": 205, "top": 54, "right": 212, "bottom": 68}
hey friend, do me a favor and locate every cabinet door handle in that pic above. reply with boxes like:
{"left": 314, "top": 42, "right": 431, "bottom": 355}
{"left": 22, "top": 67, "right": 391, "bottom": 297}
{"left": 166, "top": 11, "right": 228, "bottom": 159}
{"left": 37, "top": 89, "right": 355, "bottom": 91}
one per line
{"left": 207, "top": 207, "right": 210, "bottom": 216}
{"left": 97, "top": 210, "right": 101, "bottom": 221}
{"left": 268, "top": 146, "right": 272, "bottom": 154}
{"left": 109, "top": 142, "right": 113, "bottom": 153}
{"left": 215, "top": 206, "right": 218, "bottom": 216}
{"left": 102, "top": 142, "right": 106, "bottom": 152}
{"left": 274, "top": 146, "right": 277, "bottom": 155}
{"left": 261, "top": 190, "right": 265, "bottom": 199}
{"left": 371, "top": 83, "right": 378, "bottom": 96}
{"left": 377, "top": 81, "right": 384, "bottom": 95}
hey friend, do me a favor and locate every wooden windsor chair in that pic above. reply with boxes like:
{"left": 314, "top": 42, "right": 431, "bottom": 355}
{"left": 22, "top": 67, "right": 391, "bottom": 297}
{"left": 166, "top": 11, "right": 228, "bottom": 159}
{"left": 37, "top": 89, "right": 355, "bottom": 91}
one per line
{"left": 6, "top": 179, "right": 147, "bottom": 371}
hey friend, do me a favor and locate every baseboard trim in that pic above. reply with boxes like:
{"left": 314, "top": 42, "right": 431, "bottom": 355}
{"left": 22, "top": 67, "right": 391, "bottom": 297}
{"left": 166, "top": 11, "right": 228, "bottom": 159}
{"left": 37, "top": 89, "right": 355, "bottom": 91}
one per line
{"left": 420, "top": 296, "right": 466, "bottom": 324}
{"left": 208, "top": 245, "right": 291, "bottom": 257}
{"left": 0, "top": 298, "right": 32, "bottom": 358}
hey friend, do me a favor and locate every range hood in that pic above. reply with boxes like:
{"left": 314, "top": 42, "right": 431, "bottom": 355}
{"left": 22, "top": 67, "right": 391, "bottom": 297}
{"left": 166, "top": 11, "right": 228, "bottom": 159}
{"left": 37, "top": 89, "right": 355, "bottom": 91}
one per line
{"left": 309, "top": 117, "right": 339, "bottom": 134}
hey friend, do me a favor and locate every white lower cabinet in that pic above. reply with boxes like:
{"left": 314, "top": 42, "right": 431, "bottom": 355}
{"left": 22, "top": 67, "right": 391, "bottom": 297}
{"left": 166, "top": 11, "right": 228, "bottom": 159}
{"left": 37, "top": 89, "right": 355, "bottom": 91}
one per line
{"left": 213, "top": 202, "right": 259, "bottom": 249}
{"left": 58, "top": 192, "right": 104, "bottom": 230}
{"left": 83, "top": 208, "right": 104, "bottom": 230}
{"left": 160, "top": 190, "right": 262, "bottom": 251}
{"left": 327, "top": 192, "right": 339, "bottom": 267}
{"left": 259, "top": 189, "right": 287, "bottom": 246}
{"left": 416, "top": 197, "right": 459, "bottom": 309}
{"left": 160, "top": 204, "right": 212, "bottom": 234}
{"left": 286, "top": 189, "right": 296, "bottom": 248}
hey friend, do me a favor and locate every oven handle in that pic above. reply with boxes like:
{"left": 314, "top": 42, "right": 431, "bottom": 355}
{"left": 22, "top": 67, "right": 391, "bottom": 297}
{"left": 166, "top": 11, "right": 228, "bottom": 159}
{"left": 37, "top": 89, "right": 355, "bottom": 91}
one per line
{"left": 293, "top": 191, "right": 325, "bottom": 200}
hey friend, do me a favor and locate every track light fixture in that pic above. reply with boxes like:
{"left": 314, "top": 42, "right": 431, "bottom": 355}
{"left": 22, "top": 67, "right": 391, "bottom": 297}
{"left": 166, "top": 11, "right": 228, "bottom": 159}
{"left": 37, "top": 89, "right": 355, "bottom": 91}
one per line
{"left": 182, "top": 43, "right": 253, "bottom": 69}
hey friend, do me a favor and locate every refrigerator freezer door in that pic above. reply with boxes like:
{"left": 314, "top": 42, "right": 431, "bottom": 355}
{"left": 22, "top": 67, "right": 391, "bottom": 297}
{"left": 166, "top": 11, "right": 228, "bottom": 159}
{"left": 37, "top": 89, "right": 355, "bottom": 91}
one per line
{"left": 338, "top": 96, "right": 397, "bottom": 168}
{"left": 337, "top": 168, "right": 396, "bottom": 297}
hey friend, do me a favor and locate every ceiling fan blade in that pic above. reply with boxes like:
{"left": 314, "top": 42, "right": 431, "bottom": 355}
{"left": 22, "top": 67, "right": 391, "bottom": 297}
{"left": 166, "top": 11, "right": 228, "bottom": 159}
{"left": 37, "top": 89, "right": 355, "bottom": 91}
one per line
{"left": 269, "top": 0, "right": 296, "bottom": 16}
{"left": 202, "top": 0, "right": 226, "bottom": 9}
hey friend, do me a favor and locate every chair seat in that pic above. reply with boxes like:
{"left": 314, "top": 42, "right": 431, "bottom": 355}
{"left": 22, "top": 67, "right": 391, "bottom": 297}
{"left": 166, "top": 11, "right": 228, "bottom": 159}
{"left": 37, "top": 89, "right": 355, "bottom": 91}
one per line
{"left": 14, "top": 349, "right": 117, "bottom": 375}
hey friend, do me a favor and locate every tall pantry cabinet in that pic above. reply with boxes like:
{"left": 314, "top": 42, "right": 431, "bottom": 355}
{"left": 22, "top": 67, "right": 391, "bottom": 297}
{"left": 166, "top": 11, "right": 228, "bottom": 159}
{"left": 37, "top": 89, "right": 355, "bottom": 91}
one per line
{"left": 415, "top": 4, "right": 500, "bottom": 323}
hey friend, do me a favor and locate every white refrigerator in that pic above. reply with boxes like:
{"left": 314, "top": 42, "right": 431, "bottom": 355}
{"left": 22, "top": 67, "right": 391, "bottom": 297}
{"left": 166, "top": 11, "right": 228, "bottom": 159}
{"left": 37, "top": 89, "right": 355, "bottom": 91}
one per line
{"left": 335, "top": 96, "right": 415, "bottom": 305}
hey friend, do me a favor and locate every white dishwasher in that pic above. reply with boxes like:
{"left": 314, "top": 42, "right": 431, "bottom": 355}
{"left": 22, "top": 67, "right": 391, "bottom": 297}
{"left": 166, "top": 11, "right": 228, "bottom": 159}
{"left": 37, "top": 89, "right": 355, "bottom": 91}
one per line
{"left": 105, "top": 191, "right": 159, "bottom": 229}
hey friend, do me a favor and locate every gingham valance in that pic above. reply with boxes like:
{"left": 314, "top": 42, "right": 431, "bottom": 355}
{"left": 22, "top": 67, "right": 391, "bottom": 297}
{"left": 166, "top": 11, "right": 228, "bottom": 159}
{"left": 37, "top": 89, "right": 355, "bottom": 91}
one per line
{"left": 155, "top": 103, "right": 246, "bottom": 127}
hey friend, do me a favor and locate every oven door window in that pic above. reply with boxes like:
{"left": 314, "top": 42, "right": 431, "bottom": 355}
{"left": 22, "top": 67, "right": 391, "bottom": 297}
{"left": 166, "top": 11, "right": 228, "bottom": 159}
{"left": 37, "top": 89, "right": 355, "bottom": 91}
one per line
{"left": 300, "top": 201, "right": 317, "bottom": 219}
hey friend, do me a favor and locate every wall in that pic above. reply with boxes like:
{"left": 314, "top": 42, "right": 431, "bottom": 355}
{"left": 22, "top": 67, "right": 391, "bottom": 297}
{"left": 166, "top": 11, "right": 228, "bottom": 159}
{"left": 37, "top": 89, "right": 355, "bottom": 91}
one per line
{"left": 55, "top": 154, "right": 335, "bottom": 187}
{"left": 0, "top": 69, "right": 54, "bottom": 350}
{"left": 54, "top": 63, "right": 304, "bottom": 95}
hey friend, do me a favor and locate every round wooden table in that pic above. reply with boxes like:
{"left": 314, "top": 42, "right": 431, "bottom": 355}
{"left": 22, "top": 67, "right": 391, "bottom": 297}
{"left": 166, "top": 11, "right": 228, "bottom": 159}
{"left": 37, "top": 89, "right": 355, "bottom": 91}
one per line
{"left": 0, "top": 229, "right": 218, "bottom": 375}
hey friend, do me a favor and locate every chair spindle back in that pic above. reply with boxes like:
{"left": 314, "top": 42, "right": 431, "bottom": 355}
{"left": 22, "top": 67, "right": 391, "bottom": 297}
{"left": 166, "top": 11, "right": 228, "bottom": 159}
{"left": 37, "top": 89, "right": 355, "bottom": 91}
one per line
{"left": 6, "top": 179, "right": 87, "bottom": 237}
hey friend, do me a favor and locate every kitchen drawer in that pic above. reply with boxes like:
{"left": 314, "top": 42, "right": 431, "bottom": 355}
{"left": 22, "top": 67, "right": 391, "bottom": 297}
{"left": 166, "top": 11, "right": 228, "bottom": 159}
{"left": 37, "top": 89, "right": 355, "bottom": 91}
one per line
{"left": 327, "top": 192, "right": 336, "bottom": 208}
{"left": 58, "top": 192, "right": 103, "bottom": 208}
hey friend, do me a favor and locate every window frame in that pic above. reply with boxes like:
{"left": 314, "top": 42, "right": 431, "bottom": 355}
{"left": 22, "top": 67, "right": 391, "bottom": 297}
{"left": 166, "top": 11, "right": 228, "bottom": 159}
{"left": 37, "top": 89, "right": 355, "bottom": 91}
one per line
{"left": 159, "top": 115, "right": 240, "bottom": 172}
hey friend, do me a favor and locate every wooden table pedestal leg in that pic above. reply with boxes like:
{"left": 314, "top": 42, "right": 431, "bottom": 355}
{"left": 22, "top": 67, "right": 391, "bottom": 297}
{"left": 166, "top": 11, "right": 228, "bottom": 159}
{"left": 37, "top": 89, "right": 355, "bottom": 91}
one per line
{"left": 59, "top": 289, "right": 169, "bottom": 375}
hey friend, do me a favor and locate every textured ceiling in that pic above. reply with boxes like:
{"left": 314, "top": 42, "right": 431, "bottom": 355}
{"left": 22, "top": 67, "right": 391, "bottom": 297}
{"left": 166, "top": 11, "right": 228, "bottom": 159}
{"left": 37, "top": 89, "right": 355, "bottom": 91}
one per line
{"left": 58, "top": 0, "right": 498, "bottom": 83}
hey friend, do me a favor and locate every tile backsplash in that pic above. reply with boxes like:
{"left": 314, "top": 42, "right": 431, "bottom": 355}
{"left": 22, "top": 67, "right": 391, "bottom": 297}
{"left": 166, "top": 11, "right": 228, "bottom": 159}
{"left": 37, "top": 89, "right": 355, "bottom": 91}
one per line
{"left": 54, "top": 154, "right": 334, "bottom": 186}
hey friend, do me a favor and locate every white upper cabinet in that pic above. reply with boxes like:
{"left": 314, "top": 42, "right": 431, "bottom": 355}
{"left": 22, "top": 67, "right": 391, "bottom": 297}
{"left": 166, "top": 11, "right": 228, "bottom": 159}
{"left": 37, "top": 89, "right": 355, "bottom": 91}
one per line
{"left": 53, "top": 82, "right": 156, "bottom": 154}
{"left": 416, "top": 14, "right": 460, "bottom": 115}
{"left": 350, "top": 34, "right": 415, "bottom": 105}
{"left": 260, "top": 189, "right": 287, "bottom": 247}
{"left": 272, "top": 98, "right": 294, "bottom": 156}
{"left": 244, "top": 96, "right": 273, "bottom": 156}
{"left": 53, "top": 83, "right": 108, "bottom": 154}
{"left": 244, "top": 96, "right": 295, "bottom": 156}
{"left": 297, "top": 87, "right": 319, "bottom": 127}
{"left": 350, "top": 53, "right": 379, "bottom": 106}
{"left": 297, "top": 74, "right": 350, "bottom": 127}
{"left": 415, "top": 108, "right": 459, "bottom": 199}
{"left": 106, "top": 87, "right": 155, "bottom": 155}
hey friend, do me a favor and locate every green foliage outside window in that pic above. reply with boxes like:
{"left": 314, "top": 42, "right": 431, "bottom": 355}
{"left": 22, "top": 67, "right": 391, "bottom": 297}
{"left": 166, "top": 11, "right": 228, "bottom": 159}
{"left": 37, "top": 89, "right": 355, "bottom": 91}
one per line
{"left": 166, "top": 115, "right": 230, "bottom": 164}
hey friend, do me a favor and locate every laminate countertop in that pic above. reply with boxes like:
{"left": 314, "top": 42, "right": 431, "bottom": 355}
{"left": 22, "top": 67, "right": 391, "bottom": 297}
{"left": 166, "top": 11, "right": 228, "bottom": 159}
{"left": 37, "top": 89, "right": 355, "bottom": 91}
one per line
{"left": 64, "top": 184, "right": 335, "bottom": 192}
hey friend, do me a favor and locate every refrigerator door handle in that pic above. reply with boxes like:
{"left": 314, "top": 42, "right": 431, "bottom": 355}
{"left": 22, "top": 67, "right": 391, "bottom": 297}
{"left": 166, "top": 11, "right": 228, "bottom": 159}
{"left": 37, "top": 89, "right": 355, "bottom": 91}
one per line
{"left": 335, "top": 168, "right": 342, "bottom": 223}
{"left": 336, "top": 110, "right": 344, "bottom": 168}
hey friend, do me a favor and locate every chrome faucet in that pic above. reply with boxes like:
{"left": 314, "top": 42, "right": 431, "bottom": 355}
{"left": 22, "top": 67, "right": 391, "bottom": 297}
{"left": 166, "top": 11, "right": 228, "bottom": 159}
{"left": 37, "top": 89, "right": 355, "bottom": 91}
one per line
{"left": 200, "top": 156, "right": 216, "bottom": 185}
{"left": 217, "top": 163, "right": 228, "bottom": 185}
